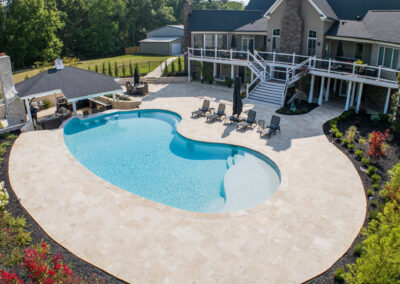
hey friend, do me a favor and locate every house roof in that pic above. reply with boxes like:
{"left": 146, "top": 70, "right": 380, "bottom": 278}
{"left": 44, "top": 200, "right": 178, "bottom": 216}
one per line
{"left": 16, "top": 67, "right": 122, "bottom": 102}
{"left": 188, "top": 10, "right": 265, "bottom": 32}
{"left": 312, "top": 0, "right": 338, "bottom": 20}
{"left": 326, "top": 10, "right": 400, "bottom": 45}
{"left": 245, "top": 0, "right": 276, "bottom": 12}
{"left": 140, "top": 37, "right": 182, "bottom": 43}
{"left": 167, "top": 25, "right": 184, "bottom": 30}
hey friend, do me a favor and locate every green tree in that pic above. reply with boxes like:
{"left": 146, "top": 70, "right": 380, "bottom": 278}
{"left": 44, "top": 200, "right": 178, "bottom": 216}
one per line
{"left": 114, "top": 62, "right": 119, "bottom": 77}
{"left": 102, "top": 62, "right": 106, "bottom": 74}
{"left": 178, "top": 56, "right": 182, "bottom": 72}
{"left": 95, "top": 65, "right": 99, "bottom": 73}
{"left": 3, "top": 0, "right": 64, "bottom": 67}
{"left": 108, "top": 62, "right": 112, "bottom": 76}
{"left": 129, "top": 61, "right": 134, "bottom": 77}
{"left": 88, "top": 66, "right": 91, "bottom": 71}
{"left": 122, "top": 63, "right": 126, "bottom": 77}
{"left": 171, "top": 60, "right": 175, "bottom": 74}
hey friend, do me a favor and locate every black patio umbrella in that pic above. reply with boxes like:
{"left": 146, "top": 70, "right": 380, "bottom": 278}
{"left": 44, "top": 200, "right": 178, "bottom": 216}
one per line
{"left": 232, "top": 77, "right": 243, "bottom": 117}
{"left": 134, "top": 64, "right": 140, "bottom": 85}
{"left": 231, "top": 35, "right": 236, "bottom": 49}
{"left": 336, "top": 40, "right": 344, "bottom": 58}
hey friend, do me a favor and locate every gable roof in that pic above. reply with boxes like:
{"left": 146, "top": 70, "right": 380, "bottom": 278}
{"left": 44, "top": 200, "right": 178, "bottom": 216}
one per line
{"left": 326, "top": 10, "right": 400, "bottom": 45}
{"left": 167, "top": 25, "right": 184, "bottom": 30}
{"left": 188, "top": 10, "right": 265, "bottom": 32}
{"left": 16, "top": 67, "right": 122, "bottom": 102}
{"left": 312, "top": 0, "right": 338, "bottom": 20}
{"left": 245, "top": 0, "right": 276, "bottom": 12}
{"left": 235, "top": 17, "right": 267, "bottom": 33}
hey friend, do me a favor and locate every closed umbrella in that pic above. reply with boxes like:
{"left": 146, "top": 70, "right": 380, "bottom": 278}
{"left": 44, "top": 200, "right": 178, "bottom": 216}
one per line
{"left": 134, "top": 64, "right": 140, "bottom": 85}
{"left": 232, "top": 77, "right": 243, "bottom": 117}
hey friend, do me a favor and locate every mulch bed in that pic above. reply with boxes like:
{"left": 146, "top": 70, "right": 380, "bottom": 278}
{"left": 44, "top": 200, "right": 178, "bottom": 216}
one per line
{"left": 276, "top": 101, "right": 319, "bottom": 115}
{"left": 1, "top": 132, "right": 126, "bottom": 283}
{"left": 305, "top": 113, "right": 400, "bottom": 284}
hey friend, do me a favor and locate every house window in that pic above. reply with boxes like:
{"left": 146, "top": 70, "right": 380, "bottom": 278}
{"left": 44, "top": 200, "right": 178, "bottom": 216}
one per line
{"left": 193, "top": 34, "right": 203, "bottom": 48}
{"left": 242, "top": 36, "right": 254, "bottom": 51}
{"left": 272, "top": 29, "right": 280, "bottom": 52}
{"left": 216, "top": 34, "right": 228, "bottom": 49}
{"left": 355, "top": 43, "right": 364, "bottom": 60}
{"left": 205, "top": 34, "right": 214, "bottom": 49}
{"left": 378, "top": 46, "right": 399, "bottom": 69}
{"left": 307, "top": 30, "right": 317, "bottom": 56}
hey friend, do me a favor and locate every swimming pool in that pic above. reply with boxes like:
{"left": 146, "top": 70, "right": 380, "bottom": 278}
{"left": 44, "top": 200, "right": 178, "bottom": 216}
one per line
{"left": 63, "top": 110, "right": 280, "bottom": 213}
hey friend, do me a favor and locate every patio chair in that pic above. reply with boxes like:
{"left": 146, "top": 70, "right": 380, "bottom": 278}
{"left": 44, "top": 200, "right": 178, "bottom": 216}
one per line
{"left": 206, "top": 103, "right": 226, "bottom": 123}
{"left": 260, "top": 115, "right": 281, "bottom": 138}
{"left": 83, "top": 110, "right": 89, "bottom": 118}
{"left": 192, "top": 100, "right": 211, "bottom": 117}
{"left": 237, "top": 110, "right": 257, "bottom": 131}
{"left": 91, "top": 108, "right": 99, "bottom": 114}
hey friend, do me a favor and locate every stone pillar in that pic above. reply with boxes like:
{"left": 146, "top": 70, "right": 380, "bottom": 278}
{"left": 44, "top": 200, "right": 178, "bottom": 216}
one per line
{"left": 183, "top": 0, "right": 193, "bottom": 73}
{"left": 280, "top": 0, "right": 304, "bottom": 54}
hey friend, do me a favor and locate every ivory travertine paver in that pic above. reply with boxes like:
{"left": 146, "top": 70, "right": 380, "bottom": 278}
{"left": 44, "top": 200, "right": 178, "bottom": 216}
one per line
{"left": 9, "top": 82, "right": 366, "bottom": 284}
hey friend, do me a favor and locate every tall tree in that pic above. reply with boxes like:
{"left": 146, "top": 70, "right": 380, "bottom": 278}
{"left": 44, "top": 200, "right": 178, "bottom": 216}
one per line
{"left": 3, "top": 0, "right": 63, "bottom": 67}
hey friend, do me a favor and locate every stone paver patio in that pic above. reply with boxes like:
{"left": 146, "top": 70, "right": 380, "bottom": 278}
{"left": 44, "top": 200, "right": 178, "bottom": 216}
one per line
{"left": 9, "top": 83, "right": 366, "bottom": 283}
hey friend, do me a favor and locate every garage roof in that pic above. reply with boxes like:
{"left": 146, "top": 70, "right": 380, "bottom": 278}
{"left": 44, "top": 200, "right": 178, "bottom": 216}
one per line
{"left": 140, "top": 37, "right": 182, "bottom": 43}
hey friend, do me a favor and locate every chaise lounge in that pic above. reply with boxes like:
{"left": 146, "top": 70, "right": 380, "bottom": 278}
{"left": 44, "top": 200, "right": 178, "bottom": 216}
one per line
{"left": 192, "top": 100, "right": 211, "bottom": 118}
{"left": 260, "top": 115, "right": 281, "bottom": 138}
{"left": 236, "top": 110, "right": 257, "bottom": 131}
{"left": 206, "top": 103, "right": 226, "bottom": 123}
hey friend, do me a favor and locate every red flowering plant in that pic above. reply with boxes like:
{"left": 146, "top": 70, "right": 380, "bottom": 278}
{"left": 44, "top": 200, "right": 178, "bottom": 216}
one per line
{"left": 0, "top": 270, "right": 23, "bottom": 284}
{"left": 368, "top": 129, "right": 389, "bottom": 161}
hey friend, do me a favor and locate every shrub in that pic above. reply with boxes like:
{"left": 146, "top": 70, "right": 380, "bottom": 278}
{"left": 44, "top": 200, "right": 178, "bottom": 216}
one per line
{"left": 366, "top": 166, "right": 377, "bottom": 176}
{"left": 368, "top": 209, "right": 379, "bottom": 220}
{"left": 367, "top": 189, "right": 374, "bottom": 197}
{"left": 346, "top": 125, "right": 358, "bottom": 143}
{"left": 0, "top": 182, "right": 9, "bottom": 210}
{"left": 335, "top": 131, "right": 343, "bottom": 139}
{"left": 370, "top": 200, "right": 377, "bottom": 207}
{"left": 361, "top": 157, "right": 370, "bottom": 167}
{"left": 178, "top": 57, "right": 182, "bottom": 72}
{"left": 368, "top": 129, "right": 389, "bottom": 161}
{"left": 102, "top": 62, "right": 106, "bottom": 74}
{"left": 171, "top": 60, "right": 176, "bottom": 74}
{"left": 348, "top": 143, "right": 355, "bottom": 151}
{"left": 334, "top": 267, "right": 346, "bottom": 282}
{"left": 341, "top": 138, "right": 350, "bottom": 147}
{"left": 24, "top": 74, "right": 29, "bottom": 80}
{"left": 241, "top": 92, "right": 247, "bottom": 99}
{"left": 129, "top": 61, "right": 134, "bottom": 77}
{"left": 95, "top": 65, "right": 99, "bottom": 73}
{"left": 355, "top": 150, "right": 365, "bottom": 160}
{"left": 87, "top": 66, "right": 91, "bottom": 72}
{"left": 108, "top": 62, "right": 112, "bottom": 76}
{"left": 358, "top": 137, "right": 367, "bottom": 145}
{"left": 373, "top": 183, "right": 380, "bottom": 191}
{"left": 114, "top": 62, "right": 119, "bottom": 77}
{"left": 225, "top": 78, "right": 233, "bottom": 88}
{"left": 122, "top": 63, "right": 126, "bottom": 77}
{"left": 353, "top": 243, "right": 363, "bottom": 257}
{"left": 43, "top": 100, "right": 51, "bottom": 109}
{"left": 371, "top": 174, "right": 382, "bottom": 183}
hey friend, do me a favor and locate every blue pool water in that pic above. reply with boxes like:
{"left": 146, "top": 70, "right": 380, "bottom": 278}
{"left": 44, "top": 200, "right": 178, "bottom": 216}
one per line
{"left": 63, "top": 110, "right": 280, "bottom": 213}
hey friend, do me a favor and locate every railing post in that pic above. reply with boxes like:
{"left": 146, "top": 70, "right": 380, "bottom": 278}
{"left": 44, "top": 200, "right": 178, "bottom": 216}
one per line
{"left": 273, "top": 51, "right": 276, "bottom": 63}
{"left": 314, "top": 56, "right": 317, "bottom": 68}
{"left": 328, "top": 58, "right": 331, "bottom": 73}
{"left": 378, "top": 66, "right": 382, "bottom": 80}
{"left": 292, "top": 53, "right": 296, "bottom": 66}
{"left": 246, "top": 83, "right": 249, "bottom": 98}
{"left": 308, "top": 57, "right": 312, "bottom": 69}
{"left": 352, "top": 64, "right": 356, "bottom": 75}
{"left": 230, "top": 49, "right": 233, "bottom": 61}
{"left": 215, "top": 48, "right": 217, "bottom": 60}
{"left": 200, "top": 47, "right": 203, "bottom": 58}
{"left": 247, "top": 51, "right": 250, "bottom": 61}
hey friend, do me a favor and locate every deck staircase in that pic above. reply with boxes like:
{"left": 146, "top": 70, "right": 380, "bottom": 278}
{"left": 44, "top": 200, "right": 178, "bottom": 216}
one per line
{"left": 248, "top": 80, "right": 286, "bottom": 106}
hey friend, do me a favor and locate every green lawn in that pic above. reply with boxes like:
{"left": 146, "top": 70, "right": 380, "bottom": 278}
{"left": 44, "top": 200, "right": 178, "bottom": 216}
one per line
{"left": 12, "top": 54, "right": 171, "bottom": 84}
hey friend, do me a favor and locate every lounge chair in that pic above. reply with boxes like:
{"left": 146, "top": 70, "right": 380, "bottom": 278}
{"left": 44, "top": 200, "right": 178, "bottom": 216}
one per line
{"left": 83, "top": 110, "right": 89, "bottom": 118}
{"left": 192, "top": 100, "right": 211, "bottom": 117}
{"left": 260, "top": 115, "right": 281, "bottom": 138}
{"left": 237, "top": 110, "right": 257, "bottom": 131}
{"left": 91, "top": 108, "right": 99, "bottom": 114}
{"left": 206, "top": 103, "right": 226, "bottom": 123}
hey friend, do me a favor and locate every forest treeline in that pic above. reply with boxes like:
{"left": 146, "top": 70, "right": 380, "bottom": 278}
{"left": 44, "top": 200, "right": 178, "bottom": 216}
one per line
{"left": 0, "top": 0, "right": 244, "bottom": 68}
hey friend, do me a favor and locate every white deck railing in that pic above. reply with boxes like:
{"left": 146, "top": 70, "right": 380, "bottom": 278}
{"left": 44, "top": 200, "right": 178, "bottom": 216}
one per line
{"left": 188, "top": 47, "right": 400, "bottom": 87}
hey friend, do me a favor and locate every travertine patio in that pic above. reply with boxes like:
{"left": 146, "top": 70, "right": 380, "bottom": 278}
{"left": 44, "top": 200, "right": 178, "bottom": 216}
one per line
{"left": 9, "top": 83, "right": 366, "bottom": 283}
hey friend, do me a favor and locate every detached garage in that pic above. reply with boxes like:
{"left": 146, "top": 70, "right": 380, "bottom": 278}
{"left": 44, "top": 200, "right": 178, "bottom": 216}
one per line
{"left": 139, "top": 25, "right": 184, "bottom": 56}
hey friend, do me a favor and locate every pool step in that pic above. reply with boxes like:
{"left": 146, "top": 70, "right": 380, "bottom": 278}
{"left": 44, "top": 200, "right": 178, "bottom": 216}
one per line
{"left": 226, "top": 156, "right": 234, "bottom": 169}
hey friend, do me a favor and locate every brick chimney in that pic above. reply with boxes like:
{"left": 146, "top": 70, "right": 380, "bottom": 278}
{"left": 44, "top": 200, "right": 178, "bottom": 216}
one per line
{"left": 183, "top": 0, "right": 192, "bottom": 72}
{"left": 280, "top": 0, "right": 304, "bottom": 54}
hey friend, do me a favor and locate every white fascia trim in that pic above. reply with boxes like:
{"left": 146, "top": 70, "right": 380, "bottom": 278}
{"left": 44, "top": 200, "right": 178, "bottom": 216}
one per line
{"left": 264, "top": 0, "right": 284, "bottom": 18}
{"left": 17, "top": 89, "right": 64, "bottom": 100}
{"left": 308, "top": 0, "right": 327, "bottom": 21}
{"left": 192, "top": 31, "right": 267, "bottom": 35}
{"left": 67, "top": 89, "right": 123, "bottom": 103}
{"left": 325, "top": 36, "right": 400, "bottom": 49}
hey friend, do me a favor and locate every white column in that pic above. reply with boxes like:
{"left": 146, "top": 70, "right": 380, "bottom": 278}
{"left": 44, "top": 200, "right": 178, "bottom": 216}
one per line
{"left": 356, "top": 83, "right": 364, "bottom": 114}
{"left": 24, "top": 99, "right": 33, "bottom": 122}
{"left": 345, "top": 81, "right": 352, "bottom": 111}
{"left": 318, "top": 77, "right": 325, "bottom": 105}
{"left": 231, "top": 65, "right": 234, "bottom": 79}
{"left": 72, "top": 101, "right": 77, "bottom": 116}
{"left": 325, "top": 77, "right": 331, "bottom": 102}
{"left": 384, "top": 88, "right": 392, "bottom": 114}
{"left": 350, "top": 82, "right": 356, "bottom": 107}
{"left": 112, "top": 93, "right": 116, "bottom": 101}
{"left": 308, "top": 75, "right": 316, "bottom": 103}
{"left": 213, "top": 63, "right": 217, "bottom": 77}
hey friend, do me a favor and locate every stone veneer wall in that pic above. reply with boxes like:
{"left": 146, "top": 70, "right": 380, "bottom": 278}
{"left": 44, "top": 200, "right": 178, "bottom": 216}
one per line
{"left": 280, "top": 0, "right": 304, "bottom": 54}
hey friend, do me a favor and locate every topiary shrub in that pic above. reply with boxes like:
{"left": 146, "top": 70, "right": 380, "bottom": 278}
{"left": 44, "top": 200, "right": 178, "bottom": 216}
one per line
{"left": 348, "top": 143, "right": 355, "bottom": 151}
{"left": 367, "top": 189, "right": 374, "bottom": 197}
{"left": 335, "top": 131, "right": 343, "bottom": 139}
{"left": 373, "top": 183, "right": 380, "bottom": 191}
{"left": 370, "top": 200, "right": 377, "bottom": 207}
{"left": 355, "top": 150, "right": 365, "bottom": 160}
{"left": 341, "top": 138, "right": 350, "bottom": 147}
